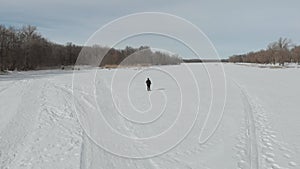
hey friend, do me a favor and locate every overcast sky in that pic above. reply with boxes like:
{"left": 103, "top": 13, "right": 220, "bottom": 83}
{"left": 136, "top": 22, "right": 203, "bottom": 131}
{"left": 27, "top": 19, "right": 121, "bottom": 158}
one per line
{"left": 1, "top": 0, "right": 300, "bottom": 58}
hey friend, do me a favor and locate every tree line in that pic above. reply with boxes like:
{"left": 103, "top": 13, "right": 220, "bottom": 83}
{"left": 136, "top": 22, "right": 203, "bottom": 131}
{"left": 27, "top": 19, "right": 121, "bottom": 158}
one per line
{"left": 78, "top": 45, "right": 182, "bottom": 67}
{"left": 0, "top": 25, "right": 182, "bottom": 71}
{"left": 228, "top": 38, "right": 300, "bottom": 65}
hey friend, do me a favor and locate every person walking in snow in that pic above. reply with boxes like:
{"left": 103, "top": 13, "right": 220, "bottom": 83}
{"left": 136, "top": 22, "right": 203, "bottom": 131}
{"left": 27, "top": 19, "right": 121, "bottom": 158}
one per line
{"left": 146, "top": 78, "right": 152, "bottom": 91}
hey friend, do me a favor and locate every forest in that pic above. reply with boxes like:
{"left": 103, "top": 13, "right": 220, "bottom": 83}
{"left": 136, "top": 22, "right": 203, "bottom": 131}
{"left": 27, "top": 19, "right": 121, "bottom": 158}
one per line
{"left": 228, "top": 38, "right": 300, "bottom": 65}
{"left": 0, "top": 25, "right": 182, "bottom": 71}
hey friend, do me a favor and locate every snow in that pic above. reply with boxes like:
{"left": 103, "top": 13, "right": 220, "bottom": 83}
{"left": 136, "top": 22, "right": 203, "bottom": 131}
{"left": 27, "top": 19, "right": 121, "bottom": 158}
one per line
{"left": 0, "top": 63, "right": 299, "bottom": 169}
{"left": 235, "top": 62, "right": 300, "bottom": 69}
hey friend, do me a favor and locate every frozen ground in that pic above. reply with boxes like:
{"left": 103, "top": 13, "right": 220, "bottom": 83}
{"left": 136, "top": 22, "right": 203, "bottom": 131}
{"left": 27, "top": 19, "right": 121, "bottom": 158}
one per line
{"left": 0, "top": 63, "right": 299, "bottom": 169}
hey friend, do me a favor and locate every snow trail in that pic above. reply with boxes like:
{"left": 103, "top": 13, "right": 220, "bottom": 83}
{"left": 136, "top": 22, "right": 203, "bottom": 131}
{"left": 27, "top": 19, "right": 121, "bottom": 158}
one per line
{"left": 235, "top": 82, "right": 260, "bottom": 169}
{"left": 0, "top": 79, "right": 41, "bottom": 168}
{"left": 233, "top": 79, "right": 299, "bottom": 169}
{"left": 0, "top": 75, "right": 83, "bottom": 169}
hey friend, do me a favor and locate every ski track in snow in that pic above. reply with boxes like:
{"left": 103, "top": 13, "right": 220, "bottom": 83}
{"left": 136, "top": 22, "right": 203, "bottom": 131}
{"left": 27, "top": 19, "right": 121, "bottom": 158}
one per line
{"left": 233, "top": 80, "right": 298, "bottom": 169}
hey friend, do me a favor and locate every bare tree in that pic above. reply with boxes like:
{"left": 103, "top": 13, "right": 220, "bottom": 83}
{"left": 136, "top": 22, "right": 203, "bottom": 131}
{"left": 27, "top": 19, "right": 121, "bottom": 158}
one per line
{"left": 268, "top": 37, "right": 293, "bottom": 51}
{"left": 0, "top": 25, "right": 182, "bottom": 71}
{"left": 229, "top": 37, "right": 297, "bottom": 66}
{"left": 267, "top": 38, "right": 293, "bottom": 65}
{"left": 291, "top": 46, "right": 300, "bottom": 64}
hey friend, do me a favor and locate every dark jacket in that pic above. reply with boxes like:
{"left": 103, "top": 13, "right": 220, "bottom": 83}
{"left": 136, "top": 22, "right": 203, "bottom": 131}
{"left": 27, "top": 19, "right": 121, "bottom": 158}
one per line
{"left": 146, "top": 79, "right": 151, "bottom": 86}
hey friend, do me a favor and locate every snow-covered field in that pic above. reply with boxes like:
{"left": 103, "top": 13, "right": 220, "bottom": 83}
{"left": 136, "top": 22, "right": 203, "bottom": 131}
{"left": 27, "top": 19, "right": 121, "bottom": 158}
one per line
{"left": 0, "top": 63, "right": 299, "bottom": 169}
